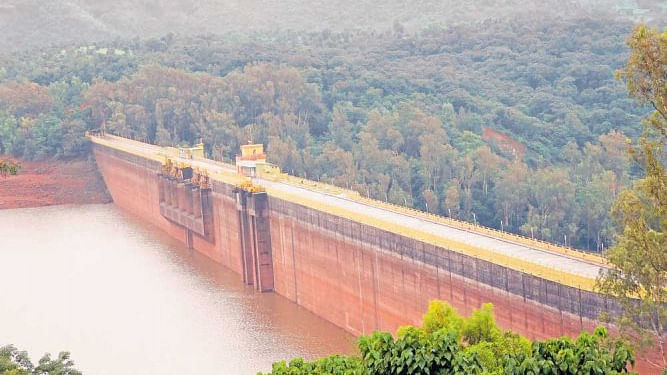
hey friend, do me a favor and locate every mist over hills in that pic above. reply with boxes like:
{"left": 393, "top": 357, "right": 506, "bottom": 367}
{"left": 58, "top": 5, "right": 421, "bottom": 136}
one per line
{"left": 1, "top": 0, "right": 665, "bottom": 52}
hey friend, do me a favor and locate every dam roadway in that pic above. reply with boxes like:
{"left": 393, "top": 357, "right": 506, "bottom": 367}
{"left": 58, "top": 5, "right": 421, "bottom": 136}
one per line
{"left": 256, "top": 179, "right": 603, "bottom": 279}
{"left": 93, "top": 134, "right": 606, "bottom": 282}
{"left": 90, "top": 132, "right": 627, "bottom": 356}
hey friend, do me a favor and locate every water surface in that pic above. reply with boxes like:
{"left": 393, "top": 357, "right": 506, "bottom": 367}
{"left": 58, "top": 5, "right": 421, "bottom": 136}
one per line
{"left": 0, "top": 204, "right": 355, "bottom": 374}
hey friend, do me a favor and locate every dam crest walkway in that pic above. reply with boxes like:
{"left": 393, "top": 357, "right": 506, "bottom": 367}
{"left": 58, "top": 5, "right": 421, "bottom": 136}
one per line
{"left": 89, "top": 134, "right": 608, "bottom": 291}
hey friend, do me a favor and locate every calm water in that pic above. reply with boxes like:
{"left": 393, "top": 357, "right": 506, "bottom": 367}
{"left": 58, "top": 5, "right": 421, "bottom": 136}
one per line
{"left": 0, "top": 204, "right": 355, "bottom": 375}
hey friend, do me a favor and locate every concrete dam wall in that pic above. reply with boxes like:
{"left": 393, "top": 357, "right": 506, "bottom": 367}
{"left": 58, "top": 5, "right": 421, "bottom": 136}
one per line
{"left": 92, "top": 139, "right": 611, "bottom": 342}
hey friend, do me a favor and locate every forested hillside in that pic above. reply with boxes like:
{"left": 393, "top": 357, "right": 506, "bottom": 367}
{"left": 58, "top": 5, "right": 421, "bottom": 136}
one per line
{"left": 1, "top": 0, "right": 665, "bottom": 52}
{"left": 0, "top": 18, "right": 652, "bottom": 250}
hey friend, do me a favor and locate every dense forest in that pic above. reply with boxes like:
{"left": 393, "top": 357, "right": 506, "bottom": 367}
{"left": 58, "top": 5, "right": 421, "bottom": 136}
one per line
{"left": 0, "top": 17, "right": 652, "bottom": 250}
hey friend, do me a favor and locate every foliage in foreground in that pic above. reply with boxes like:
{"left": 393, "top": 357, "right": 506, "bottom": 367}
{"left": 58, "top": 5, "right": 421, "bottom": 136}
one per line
{"left": 597, "top": 24, "right": 666, "bottom": 369}
{"left": 0, "top": 345, "right": 81, "bottom": 375}
{"left": 258, "top": 301, "right": 635, "bottom": 375}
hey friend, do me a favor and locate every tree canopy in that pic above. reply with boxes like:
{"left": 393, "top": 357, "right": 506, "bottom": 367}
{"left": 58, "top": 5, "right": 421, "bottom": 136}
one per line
{"left": 0, "top": 345, "right": 81, "bottom": 375}
{"left": 0, "top": 18, "right": 652, "bottom": 250}
{"left": 258, "top": 301, "right": 636, "bottom": 375}
{"left": 597, "top": 24, "right": 666, "bottom": 370}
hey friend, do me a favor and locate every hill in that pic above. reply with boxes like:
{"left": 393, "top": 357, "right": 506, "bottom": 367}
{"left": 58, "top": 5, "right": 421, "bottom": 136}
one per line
{"left": 0, "top": 17, "right": 654, "bottom": 250}
{"left": 1, "top": 0, "right": 665, "bottom": 52}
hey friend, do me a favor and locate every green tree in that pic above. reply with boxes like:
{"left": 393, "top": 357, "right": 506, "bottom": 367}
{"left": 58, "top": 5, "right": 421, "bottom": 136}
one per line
{"left": 260, "top": 300, "right": 636, "bottom": 375}
{"left": 444, "top": 179, "right": 461, "bottom": 219}
{"left": 577, "top": 171, "right": 616, "bottom": 251}
{"left": 421, "top": 300, "right": 464, "bottom": 337}
{"left": 33, "top": 352, "right": 82, "bottom": 375}
{"left": 521, "top": 167, "right": 575, "bottom": 242}
{"left": 0, "top": 345, "right": 81, "bottom": 375}
{"left": 597, "top": 24, "right": 666, "bottom": 369}
{"left": 462, "top": 303, "right": 500, "bottom": 345}
{"left": 263, "top": 356, "right": 363, "bottom": 375}
{"left": 494, "top": 160, "right": 529, "bottom": 231}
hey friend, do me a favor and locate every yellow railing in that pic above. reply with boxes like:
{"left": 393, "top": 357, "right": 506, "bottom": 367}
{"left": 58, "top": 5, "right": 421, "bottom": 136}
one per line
{"left": 265, "top": 185, "right": 597, "bottom": 291}
{"left": 89, "top": 135, "right": 164, "bottom": 163}
{"left": 89, "top": 134, "right": 247, "bottom": 186}
{"left": 258, "top": 168, "right": 606, "bottom": 266}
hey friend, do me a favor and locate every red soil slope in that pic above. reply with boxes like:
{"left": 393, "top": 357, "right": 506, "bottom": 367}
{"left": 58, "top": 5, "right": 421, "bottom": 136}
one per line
{"left": 0, "top": 158, "right": 111, "bottom": 209}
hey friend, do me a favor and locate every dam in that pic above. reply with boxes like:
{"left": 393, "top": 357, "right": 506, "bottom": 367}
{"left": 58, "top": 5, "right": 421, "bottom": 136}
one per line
{"left": 89, "top": 133, "right": 615, "bottom": 341}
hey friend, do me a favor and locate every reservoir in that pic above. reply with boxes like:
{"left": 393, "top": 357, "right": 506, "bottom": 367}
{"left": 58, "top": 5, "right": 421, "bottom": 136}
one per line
{"left": 0, "top": 204, "right": 355, "bottom": 374}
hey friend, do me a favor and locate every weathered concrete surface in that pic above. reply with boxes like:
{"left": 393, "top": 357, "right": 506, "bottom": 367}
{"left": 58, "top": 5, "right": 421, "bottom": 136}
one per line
{"left": 93, "top": 144, "right": 243, "bottom": 273}
{"left": 91, "top": 141, "right": 662, "bottom": 374}
{"left": 268, "top": 198, "right": 600, "bottom": 340}
{"left": 259, "top": 179, "right": 603, "bottom": 279}
{"left": 93, "top": 142, "right": 603, "bottom": 336}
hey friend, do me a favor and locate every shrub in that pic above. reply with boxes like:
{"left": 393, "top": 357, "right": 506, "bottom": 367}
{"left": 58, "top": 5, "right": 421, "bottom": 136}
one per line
{"left": 259, "top": 301, "right": 636, "bottom": 375}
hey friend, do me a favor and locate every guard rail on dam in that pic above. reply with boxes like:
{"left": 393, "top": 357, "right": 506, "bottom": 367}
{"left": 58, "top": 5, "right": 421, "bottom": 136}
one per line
{"left": 89, "top": 133, "right": 618, "bottom": 341}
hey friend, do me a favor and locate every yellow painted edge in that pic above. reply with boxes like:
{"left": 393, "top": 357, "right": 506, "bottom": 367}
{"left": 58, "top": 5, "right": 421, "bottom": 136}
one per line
{"left": 89, "top": 135, "right": 246, "bottom": 186}
{"left": 263, "top": 172, "right": 606, "bottom": 266}
{"left": 89, "top": 135, "right": 164, "bottom": 163}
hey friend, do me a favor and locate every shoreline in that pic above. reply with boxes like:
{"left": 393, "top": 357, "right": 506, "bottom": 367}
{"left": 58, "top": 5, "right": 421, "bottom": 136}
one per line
{"left": 0, "top": 157, "right": 111, "bottom": 209}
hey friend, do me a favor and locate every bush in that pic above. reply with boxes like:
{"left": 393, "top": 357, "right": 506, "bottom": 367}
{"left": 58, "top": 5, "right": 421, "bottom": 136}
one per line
{"left": 262, "top": 355, "right": 363, "bottom": 375}
{"left": 259, "top": 300, "right": 637, "bottom": 375}
{"left": 462, "top": 303, "right": 501, "bottom": 345}
{"left": 0, "top": 345, "right": 81, "bottom": 375}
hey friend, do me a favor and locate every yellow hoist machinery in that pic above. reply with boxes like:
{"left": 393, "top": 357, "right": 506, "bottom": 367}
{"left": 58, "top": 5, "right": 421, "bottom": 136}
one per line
{"left": 191, "top": 168, "right": 211, "bottom": 189}
{"left": 237, "top": 180, "right": 265, "bottom": 193}
{"left": 162, "top": 158, "right": 210, "bottom": 188}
